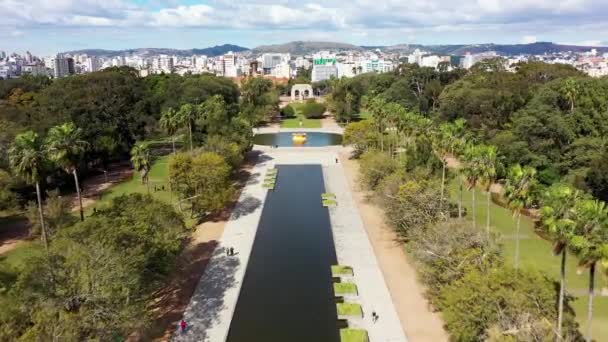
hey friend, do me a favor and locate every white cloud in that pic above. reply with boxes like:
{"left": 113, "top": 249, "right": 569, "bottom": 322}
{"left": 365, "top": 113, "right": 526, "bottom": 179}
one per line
{"left": 1, "top": 0, "right": 608, "bottom": 44}
{"left": 521, "top": 35, "right": 537, "bottom": 44}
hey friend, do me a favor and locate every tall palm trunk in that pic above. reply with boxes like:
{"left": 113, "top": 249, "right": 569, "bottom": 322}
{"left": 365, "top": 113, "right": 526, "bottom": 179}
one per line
{"left": 471, "top": 187, "right": 477, "bottom": 229}
{"left": 172, "top": 135, "right": 176, "bottom": 154}
{"left": 486, "top": 190, "right": 491, "bottom": 237}
{"left": 35, "top": 182, "right": 50, "bottom": 254}
{"left": 188, "top": 120, "right": 193, "bottom": 151}
{"left": 586, "top": 262, "right": 595, "bottom": 342}
{"left": 458, "top": 178, "right": 463, "bottom": 218}
{"left": 557, "top": 248, "right": 567, "bottom": 340}
{"left": 515, "top": 213, "right": 521, "bottom": 269}
{"left": 72, "top": 169, "right": 84, "bottom": 222}
{"left": 440, "top": 160, "right": 446, "bottom": 207}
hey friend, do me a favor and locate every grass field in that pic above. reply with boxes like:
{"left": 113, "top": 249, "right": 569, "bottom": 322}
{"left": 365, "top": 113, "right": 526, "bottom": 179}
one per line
{"left": 340, "top": 328, "right": 368, "bottom": 342}
{"left": 280, "top": 102, "right": 322, "bottom": 128}
{"left": 449, "top": 179, "right": 608, "bottom": 339}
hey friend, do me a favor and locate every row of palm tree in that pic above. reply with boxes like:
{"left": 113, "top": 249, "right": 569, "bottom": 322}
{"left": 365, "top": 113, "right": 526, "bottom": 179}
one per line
{"left": 159, "top": 99, "right": 215, "bottom": 154}
{"left": 366, "top": 96, "right": 607, "bottom": 342}
{"left": 8, "top": 123, "right": 87, "bottom": 254}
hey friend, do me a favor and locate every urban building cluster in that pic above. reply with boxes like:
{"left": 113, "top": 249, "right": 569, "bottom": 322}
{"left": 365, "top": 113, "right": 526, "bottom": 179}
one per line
{"left": 2, "top": 46, "right": 608, "bottom": 81}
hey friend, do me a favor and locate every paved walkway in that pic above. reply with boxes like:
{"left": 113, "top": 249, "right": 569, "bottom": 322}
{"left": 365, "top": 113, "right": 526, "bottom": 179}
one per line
{"left": 173, "top": 157, "right": 272, "bottom": 341}
{"left": 175, "top": 134, "right": 407, "bottom": 341}
{"left": 324, "top": 161, "right": 408, "bottom": 342}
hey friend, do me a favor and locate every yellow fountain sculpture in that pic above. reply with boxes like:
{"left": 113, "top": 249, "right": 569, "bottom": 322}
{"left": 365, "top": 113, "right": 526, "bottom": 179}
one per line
{"left": 292, "top": 132, "right": 307, "bottom": 145}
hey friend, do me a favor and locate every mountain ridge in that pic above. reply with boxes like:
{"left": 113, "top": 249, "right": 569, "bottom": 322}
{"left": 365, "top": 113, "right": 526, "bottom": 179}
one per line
{"left": 62, "top": 44, "right": 249, "bottom": 57}
{"left": 62, "top": 41, "right": 608, "bottom": 57}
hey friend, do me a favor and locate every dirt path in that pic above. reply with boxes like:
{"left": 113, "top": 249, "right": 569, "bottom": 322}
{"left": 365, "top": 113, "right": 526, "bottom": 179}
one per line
{"left": 339, "top": 150, "right": 449, "bottom": 342}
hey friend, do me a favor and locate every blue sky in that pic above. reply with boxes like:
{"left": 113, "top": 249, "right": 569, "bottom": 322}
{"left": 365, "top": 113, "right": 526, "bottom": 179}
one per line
{"left": 1, "top": 0, "right": 608, "bottom": 55}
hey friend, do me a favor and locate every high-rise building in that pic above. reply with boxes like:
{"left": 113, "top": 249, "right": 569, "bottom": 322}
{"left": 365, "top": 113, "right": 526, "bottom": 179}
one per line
{"left": 53, "top": 56, "right": 74, "bottom": 78}
{"left": 222, "top": 52, "right": 237, "bottom": 77}
{"left": 84, "top": 56, "right": 101, "bottom": 73}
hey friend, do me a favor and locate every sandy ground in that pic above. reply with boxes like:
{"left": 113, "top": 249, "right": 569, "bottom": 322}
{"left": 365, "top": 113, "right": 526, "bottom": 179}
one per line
{"left": 339, "top": 149, "right": 449, "bottom": 342}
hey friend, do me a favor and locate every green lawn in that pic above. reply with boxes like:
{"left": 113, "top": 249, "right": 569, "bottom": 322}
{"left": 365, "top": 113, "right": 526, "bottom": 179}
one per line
{"left": 340, "top": 328, "right": 368, "bottom": 342}
{"left": 450, "top": 179, "right": 608, "bottom": 339}
{"left": 355, "top": 111, "right": 372, "bottom": 121}
{"left": 334, "top": 282, "right": 358, "bottom": 295}
{"left": 332, "top": 265, "right": 354, "bottom": 276}
{"left": 280, "top": 102, "right": 322, "bottom": 128}
{"left": 0, "top": 241, "right": 39, "bottom": 269}
{"left": 337, "top": 303, "right": 363, "bottom": 317}
{"left": 90, "top": 155, "right": 173, "bottom": 211}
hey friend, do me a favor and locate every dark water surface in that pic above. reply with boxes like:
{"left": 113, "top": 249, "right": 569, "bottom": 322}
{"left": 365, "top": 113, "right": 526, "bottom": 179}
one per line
{"left": 254, "top": 132, "right": 343, "bottom": 147}
{"left": 226, "top": 165, "right": 340, "bottom": 342}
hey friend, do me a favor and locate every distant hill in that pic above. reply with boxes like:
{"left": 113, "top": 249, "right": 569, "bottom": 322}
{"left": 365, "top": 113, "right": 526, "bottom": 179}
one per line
{"left": 252, "top": 41, "right": 362, "bottom": 54}
{"left": 63, "top": 44, "right": 249, "bottom": 57}
{"left": 365, "top": 42, "right": 608, "bottom": 55}
{"left": 63, "top": 41, "right": 608, "bottom": 58}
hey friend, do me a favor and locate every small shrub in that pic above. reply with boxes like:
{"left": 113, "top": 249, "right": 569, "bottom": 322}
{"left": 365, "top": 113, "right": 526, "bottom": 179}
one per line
{"left": 301, "top": 100, "right": 326, "bottom": 119}
{"left": 281, "top": 105, "right": 295, "bottom": 118}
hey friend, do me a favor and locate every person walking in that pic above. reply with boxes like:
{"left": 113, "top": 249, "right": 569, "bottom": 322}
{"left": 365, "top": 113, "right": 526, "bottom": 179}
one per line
{"left": 179, "top": 319, "right": 187, "bottom": 334}
{"left": 230, "top": 247, "right": 235, "bottom": 256}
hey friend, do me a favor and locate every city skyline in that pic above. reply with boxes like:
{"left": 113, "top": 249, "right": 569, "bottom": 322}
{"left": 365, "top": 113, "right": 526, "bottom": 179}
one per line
{"left": 2, "top": 0, "right": 608, "bottom": 55}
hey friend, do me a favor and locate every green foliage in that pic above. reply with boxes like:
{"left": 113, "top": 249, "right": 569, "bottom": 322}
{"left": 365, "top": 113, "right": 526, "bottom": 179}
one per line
{"left": 437, "top": 267, "right": 581, "bottom": 341}
{"left": 300, "top": 99, "right": 326, "bottom": 119}
{"left": 281, "top": 104, "right": 296, "bottom": 118}
{"left": 343, "top": 120, "right": 377, "bottom": 156}
{"left": 0, "top": 169, "right": 17, "bottom": 211}
{"left": 1, "top": 194, "right": 187, "bottom": 340}
{"left": 199, "top": 135, "right": 244, "bottom": 169}
{"left": 358, "top": 151, "right": 397, "bottom": 191}
{"left": 168, "top": 151, "right": 233, "bottom": 216}
{"left": 240, "top": 77, "right": 279, "bottom": 125}
{"left": 410, "top": 220, "right": 502, "bottom": 302}
{"left": 25, "top": 190, "right": 77, "bottom": 237}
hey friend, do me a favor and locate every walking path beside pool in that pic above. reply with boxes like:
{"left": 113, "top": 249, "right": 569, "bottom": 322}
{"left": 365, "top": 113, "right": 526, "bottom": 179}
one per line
{"left": 175, "top": 137, "right": 408, "bottom": 341}
{"left": 173, "top": 156, "right": 272, "bottom": 342}
{"left": 324, "top": 161, "right": 409, "bottom": 342}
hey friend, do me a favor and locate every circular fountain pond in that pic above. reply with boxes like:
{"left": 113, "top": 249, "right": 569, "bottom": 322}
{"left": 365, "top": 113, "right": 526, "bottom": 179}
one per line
{"left": 253, "top": 132, "right": 343, "bottom": 147}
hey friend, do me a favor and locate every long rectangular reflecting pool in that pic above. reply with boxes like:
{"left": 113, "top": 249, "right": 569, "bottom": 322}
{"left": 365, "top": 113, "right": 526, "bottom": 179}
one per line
{"left": 226, "top": 165, "right": 340, "bottom": 342}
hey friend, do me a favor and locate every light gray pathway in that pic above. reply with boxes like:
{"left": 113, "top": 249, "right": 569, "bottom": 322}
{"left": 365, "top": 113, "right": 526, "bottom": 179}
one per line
{"left": 173, "top": 156, "right": 272, "bottom": 341}
{"left": 324, "top": 160, "right": 409, "bottom": 342}
{"left": 174, "top": 144, "right": 407, "bottom": 341}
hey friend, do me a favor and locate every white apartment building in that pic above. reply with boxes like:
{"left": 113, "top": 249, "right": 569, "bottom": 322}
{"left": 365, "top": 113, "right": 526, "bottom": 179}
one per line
{"left": 221, "top": 52, "right": 238, "bottom": 77}
{"left": 294, "top": 56, "right": 311, "bottom": 70}
{"left": 83, "top": 56, "right": 101, "bottom": 73}
{"left": 312, "top": 64, "right": 338, "bottom": 82}
{"left": 271, "top": 62, "right": 291, "bottom": 78}
{"left": 420, "top": 55, "right": 450, "bottom": 69}
{"left": 262, "top": 53, "right": 289, "bottom": 70}
{"left": 22, "top": 64, "right": 48, "bottom": 76}
{"left": 461, "top": 51, "right": 498, "bottom": 69}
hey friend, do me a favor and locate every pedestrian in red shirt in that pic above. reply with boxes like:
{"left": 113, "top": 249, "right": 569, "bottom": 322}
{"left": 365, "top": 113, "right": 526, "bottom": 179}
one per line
{"left": 180, "top": 319, "right": 187, "bottom": 333}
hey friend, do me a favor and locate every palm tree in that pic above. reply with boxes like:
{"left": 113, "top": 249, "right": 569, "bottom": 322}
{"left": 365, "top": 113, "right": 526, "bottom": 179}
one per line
{"left": 570, "top": 199, "right": 608, "bottom": 342}
{"left": 8, "top": 131, "right": 50, "bottom": 253}
{"left": 432, "top": 124, "right": 451, "bottom": 207}
{"left": 504, "top": 164, "right": 537, "bottom": 269}
{"left": 177, "top": 103, "right": 197, "bottom": 151}
{"left": 130, "top": 143, "right": 151, "bottom": 188}
{"left": 561, "top": 77, "right": 579, "bottom": 113}
{"left": 462, "top": 144, "right": 485, "bottom": 229}
{"left": 479, "top": 145, "right": 498, "bottom": 238}
{"left": 368, "top": 97, "right": 388, "bottom": 151}
{"left": 46, "top": 122, "right": 88, "bottom": 222}
{"left": 540, "top": 184, "right": 581, "bottom": 339}
{"left": 159, "top": 108, "right": 180, "bottom": 154}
